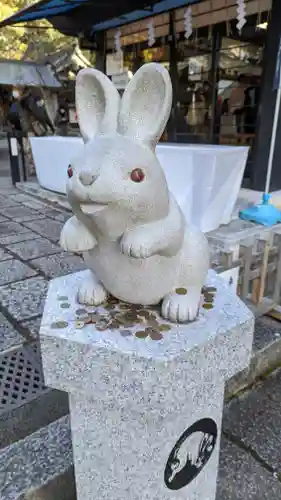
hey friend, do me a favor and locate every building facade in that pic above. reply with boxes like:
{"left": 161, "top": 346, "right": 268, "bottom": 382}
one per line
{"left": 1, "top": 0, "right": 281, "bottom": 192}
{"left": 90, "top": 0, "right": 281, "bottom": 191}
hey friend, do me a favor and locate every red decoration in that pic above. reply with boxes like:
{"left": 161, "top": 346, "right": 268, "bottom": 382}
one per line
{"left": 130, "top": 168, "right": 145, "bottom": 183}
{"left": 67, "top": 166, "right": 73, "bottom": 178}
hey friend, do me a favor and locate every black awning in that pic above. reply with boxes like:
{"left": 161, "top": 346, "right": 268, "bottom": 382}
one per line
{"left": 0, "top": 0, "right": 161, "bottom": 34}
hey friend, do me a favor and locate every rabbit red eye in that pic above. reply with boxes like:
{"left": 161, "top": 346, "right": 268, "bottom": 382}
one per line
{"left": 130, "top": 168, "right": 145, "bottom": 183}
{"left": 67, "top": 166, "right": 73, "bottom": 178}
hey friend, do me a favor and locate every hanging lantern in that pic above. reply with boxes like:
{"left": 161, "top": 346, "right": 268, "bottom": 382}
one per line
{"left": 148, "top": 21, "right": 155, "bottom": 47}
{"left": 114, "top": 30, "right": 122, "bottom": 54}
{"left": 184, "top": 6, "right": 193, "bottom": 40}
{"left": 236, "top": 0, "right": 247, "bottom": 32}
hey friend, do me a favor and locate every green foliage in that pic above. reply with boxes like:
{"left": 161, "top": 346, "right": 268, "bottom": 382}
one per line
{"left": 0, "top": 0, "right": 72, "bottom": 60}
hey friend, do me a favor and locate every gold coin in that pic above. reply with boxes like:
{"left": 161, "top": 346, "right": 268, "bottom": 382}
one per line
{"left": 75, "top": 320, "right": 85, "bottom": 329}
{"left": 120, "top": 329, "right": 132, "bottom": 337}
{"left": 159, "top": 324, "right": 171, "bottom": 331}
{"left": 60, "top": 303, "right": 70, "bottom": 309}
{"left": 125, "top": 318, "right": 138, "bottom": 326}
{"left": 104, "top": 304, "right": 115, "bottom": 311}
{"left": 149, "top": 330, "right": 163, "bottom": 341}
{"left": 110, "top": 310, "right": 120, "bottom": 318}
{"left": 138, "top": 310, "right": 150, "bottom": 319}
{"left": 202, "top": 303, "right": 214, "bottom": 310}
{"left": 175, "top": 287, "right": 187, "bottom": 295}
{"left": 75, "top": 308, "right": 89, "bottom": 317}
{"left": 76, "top": 308, "right": 88, "bottom": 316}
{"left": 90, "top": 313, "right": 101, "bottom": 322}
{"left": 204, "top": 296, "right": 214, "bottom": 303}
{"left": 115, "top": 317, "right": 128, "bottom": 326}
{"left": 96, "top": 322, "right": 108, "bottom": 331}
{"left": 108, "top": 320, "right": 120, "bottom": 330}
{"left": 135, "top": 330, "right": 148, "bottom": 339}
{"left": 57, "top": 295, "right": 68, "bottom": 301}
{"left": 125, "top": 311, "right": 137, "bottom": 318}
{"left": 51, "top": 320, "right": 68, "bottom": 329}
{"left": 114, "top": 312, "right": 128, "bottom": 322}
{"left": 119, "top": 304, "right": 129, "bottom": 310}
{"left": 146, "top": 311, "right": 157, "bottom": 318}
{"left": 77, "top": 315, "right": 89, "bottom": 323}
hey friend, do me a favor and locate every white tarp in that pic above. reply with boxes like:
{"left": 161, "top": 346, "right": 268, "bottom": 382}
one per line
{"left": 0, "top": 60, "right": 61, "bottom": 88}
{"left": 30, "top": 136, "right": 249, "bottom": 233}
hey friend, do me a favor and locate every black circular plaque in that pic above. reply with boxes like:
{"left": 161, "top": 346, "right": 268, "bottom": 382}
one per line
{"left": 164, "top": 418, "right": 218, "bottom": 490}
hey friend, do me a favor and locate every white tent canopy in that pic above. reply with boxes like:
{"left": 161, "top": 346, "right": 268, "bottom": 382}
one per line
{"left": 0, "top": 60, "right": 61, "bottom": 88}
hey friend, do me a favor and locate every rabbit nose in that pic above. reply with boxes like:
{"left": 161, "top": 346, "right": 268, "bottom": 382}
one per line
{"left": 79, "top": 170, "right": 98, "bottom": 186}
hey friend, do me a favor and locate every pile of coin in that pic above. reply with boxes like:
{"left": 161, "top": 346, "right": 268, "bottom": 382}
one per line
{"left": 201, "top": 286, "right": 216, "bottom": 310}
{"left": 51, "top": 287, "right": 217, "bottom": 337}
{"left": 73, "top": 299, "right": 172, "bottom": 341}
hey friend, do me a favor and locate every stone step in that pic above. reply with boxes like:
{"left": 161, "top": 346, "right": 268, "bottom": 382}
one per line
{"left": 226, "top": 315, "right": 281, "bottom": 397}
{"left": 0, "top": 415, "right": 75, "bottom": 500}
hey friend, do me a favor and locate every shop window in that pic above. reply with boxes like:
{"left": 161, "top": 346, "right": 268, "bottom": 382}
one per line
{"left": 217, "top": 37, "right": 264, "bottom": 147}
{"left": 175, "top": 37, "right": 212, "bottom": 143}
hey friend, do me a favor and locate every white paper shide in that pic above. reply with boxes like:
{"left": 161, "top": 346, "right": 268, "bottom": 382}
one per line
{"left": 236, "top": 0, "right": 247, "bottom": 32}
{"left": 147, "top": 21, "right": 156, "bottom": 47}
{"left": 184, "top": 7, "right": 193, "bottom": 40}
{"left": 60, "top": 63, "right": 210, "bottom": 322}
{"left": 114, "top": 30, "right": 122, "bottom": 55}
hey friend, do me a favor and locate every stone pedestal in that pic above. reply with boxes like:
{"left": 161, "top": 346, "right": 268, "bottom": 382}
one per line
{"left": 39, "top": 270, "right": 254, "bottom": 500}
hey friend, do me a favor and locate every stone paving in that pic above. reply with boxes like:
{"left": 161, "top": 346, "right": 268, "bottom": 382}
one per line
{"left": 0, "top": 177, "right": 281, "bottom": 498}
{"left": 0, "top": 184, "right": 84, "bottom": 347}
{"left": 219, "top": 368, "right": 281, "bottom": 499}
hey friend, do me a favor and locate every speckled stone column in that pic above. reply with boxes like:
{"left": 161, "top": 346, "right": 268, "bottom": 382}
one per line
{"left": 39, "top": 270, "right": 254, "bottom": 500}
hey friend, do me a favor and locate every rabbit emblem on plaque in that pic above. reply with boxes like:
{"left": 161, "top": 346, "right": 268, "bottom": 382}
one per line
{"left": 60, "top": 63, "right": 209, "bottom": 323}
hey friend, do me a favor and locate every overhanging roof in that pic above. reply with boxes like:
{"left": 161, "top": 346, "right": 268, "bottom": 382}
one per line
{"left": 0, "top": 0, "right": 161, "bottom": 32}
{"left": 0, "top": 0, "right": 201, "bottom": 36}
{"left": 92, "top": 0, "right": 200, "bottom": 32}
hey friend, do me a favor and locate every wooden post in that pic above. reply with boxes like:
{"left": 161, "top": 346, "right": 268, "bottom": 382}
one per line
{"left": 240, "top": 241, "right": 253, "bottom": 301}
{"left": 257, "top": 238, "right": 271, "bottom": 305}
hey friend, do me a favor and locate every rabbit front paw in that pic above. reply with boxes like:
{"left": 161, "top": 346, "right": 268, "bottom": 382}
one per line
{"left": 78, "top": 272, "right": 107, "bottom": 306}
{"left": 120, "top": 230, "right": 157, "bottom": 259}
{"left": 161, "top": 287, "right": 201, "bottom": 322}
{"left": 60, "top": 216, "right": 97, "bottom": 252}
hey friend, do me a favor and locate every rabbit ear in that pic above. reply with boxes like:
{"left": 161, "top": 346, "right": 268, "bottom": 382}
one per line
{"left": 117, "top": 63, "right": 172, "bottom": 149}
{"left": 75, "top": 68, "right": 120, "bottom": 143}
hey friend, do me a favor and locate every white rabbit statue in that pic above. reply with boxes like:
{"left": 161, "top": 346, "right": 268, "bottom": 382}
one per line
{"left": 60, "top": 63, "right": 210, "bottom": 323}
